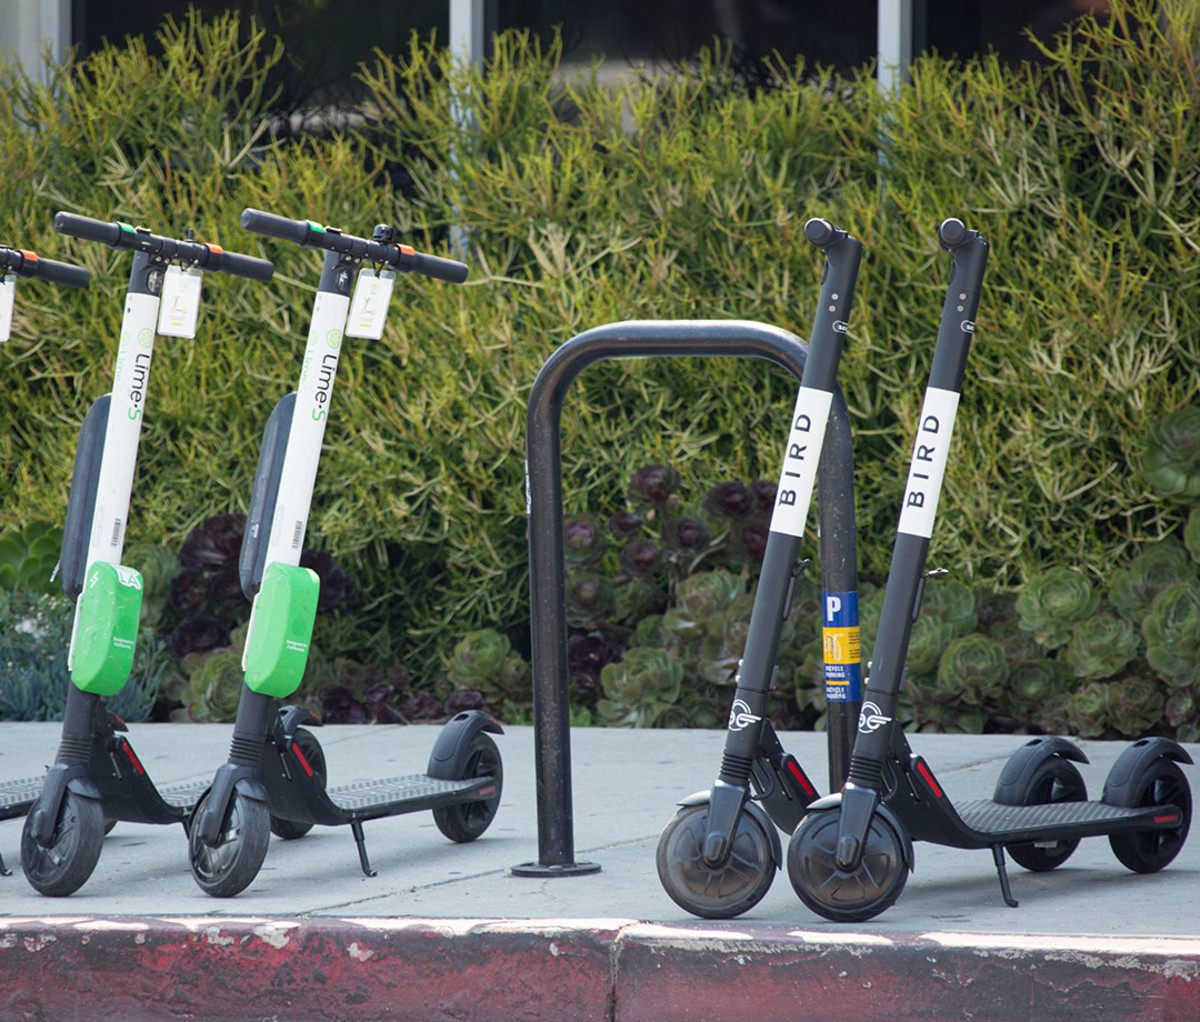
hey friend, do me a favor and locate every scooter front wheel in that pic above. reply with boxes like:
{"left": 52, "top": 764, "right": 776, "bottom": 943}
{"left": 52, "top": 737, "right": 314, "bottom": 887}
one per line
{"left": 189, "top": 789, "right": 270, "bottom": 898}
{"left": 787, "top": 807, "right": 907, "bottom": 923}
{"left": 432, "top": 733, "right": 503, "bottom": 843}
{"left": 21, "top": 791, "right": 105, "bottom": 897}
{"left": 655, "top": 802, "right": 775, "bottom": 919}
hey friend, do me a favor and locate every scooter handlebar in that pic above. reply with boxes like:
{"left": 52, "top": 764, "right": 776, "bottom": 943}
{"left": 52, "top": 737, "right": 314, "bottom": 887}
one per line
{"left": 239, "top": 208, "right": 317, "bottom": 246}
{"left": 398, "top": 249, "right": 469, "bottom": 284}
{"left": 28, "top": 254, "right": 91, "bottom": 289}
{"left": 53, "top": 212, "right": 123, "bottom": 247}
{"left": 204, "top": 247, "right": 276, "bottom": 282}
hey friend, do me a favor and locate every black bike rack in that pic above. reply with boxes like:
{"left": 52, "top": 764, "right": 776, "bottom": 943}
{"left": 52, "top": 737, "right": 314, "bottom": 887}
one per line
{"left": 512, "top": 320, "right": 859, "bottom": 876}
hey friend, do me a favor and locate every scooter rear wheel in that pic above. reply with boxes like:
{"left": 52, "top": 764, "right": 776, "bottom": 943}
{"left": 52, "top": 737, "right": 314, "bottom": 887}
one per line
{"left": 787, "top": 807, "right": 908, "bottom": 923}
{"left": 270, "top": 729, "right": 325, "bottom": 841}
{"left": 189, "top": 789, "right": 270, "bottom": 898}
{"left": 21, "top": 791, "right": 105, "bottom": 897}
{"left": 656, "top": 802, "right": 775, "bottom": 919}
{"left": 1107, "top": 759, "right": 1192, "bottom": 873}
{"left": 432, "top": 733, "right": 503, "bottom": 843}
{"left": 1005, "top": 757, "right": 1087, "bottom": 872}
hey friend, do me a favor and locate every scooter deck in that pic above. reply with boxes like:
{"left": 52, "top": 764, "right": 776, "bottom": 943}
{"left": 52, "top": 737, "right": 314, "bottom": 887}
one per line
{"left": 159, "top": 780, "right": 209, "bottom": 810}
{"left": 951, "top": 798, "right": 1177, "bottom": 845}
{"left": 0, "top": 777, "right": 45, "bottom": 820}
{"left": 327, "top": 773, "right": 490, "bottom": 817}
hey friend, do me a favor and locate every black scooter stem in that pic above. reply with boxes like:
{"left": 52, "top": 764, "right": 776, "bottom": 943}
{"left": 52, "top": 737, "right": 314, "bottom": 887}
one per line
{"left": 701, "top": 219, "right": 862, "bottom": 865}
{"left": 834, "top": 219, "right": 989, "bottom": 871}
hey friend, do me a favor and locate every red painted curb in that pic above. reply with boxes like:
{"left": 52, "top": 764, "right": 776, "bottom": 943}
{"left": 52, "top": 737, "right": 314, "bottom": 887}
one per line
{"left": 4, "top": 918, "right": 1199, "bottom": 1021}
{"left": 0, "top": 917, "right": 623, "bottom": 1022}
{"left": 614, "top": 926, "right": 1200, "bottom": 1022}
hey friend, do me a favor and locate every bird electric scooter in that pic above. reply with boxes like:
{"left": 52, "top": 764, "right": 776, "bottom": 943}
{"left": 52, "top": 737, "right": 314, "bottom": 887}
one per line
{"left": 787, "top": 219, "right": 1193, "bottom": 922}
{"left": 188, "top": 208, "right": 502, "bottom": 898}
{"left": 0, "top": 241, "right": 90, "bottom": 875}
{"left": 19, "top": 213, "right": 274, "bottom": 896}
{"left": 655, "top": 219, "right": 862, "bottom": 918}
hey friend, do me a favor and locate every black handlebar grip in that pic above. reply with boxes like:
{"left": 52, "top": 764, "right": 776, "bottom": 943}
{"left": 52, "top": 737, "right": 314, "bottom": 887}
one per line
{"left": 404, "top": 250, "right": 469, "bottom": 284}
{"left": 240, "top": 208, "right": 314, "bottom": 246}
{"left": 937, "top": 218, "right": 969, "bottom": 249}
{"left": 804, "top": 218, "right": 836, "bottom": 248}
{"left": 210, "top": 248, "right": 275, "bottom": 282}
{"left": 31, "top": 255, "right": 90, "bottom": 289}
{"left": 54, "top": 212, "right": 124, "bottom": 247}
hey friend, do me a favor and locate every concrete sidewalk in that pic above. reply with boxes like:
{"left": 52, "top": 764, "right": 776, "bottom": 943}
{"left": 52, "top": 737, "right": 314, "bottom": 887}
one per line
{"left": 1, "top": 722, "right": 1198, "bottom": 1020}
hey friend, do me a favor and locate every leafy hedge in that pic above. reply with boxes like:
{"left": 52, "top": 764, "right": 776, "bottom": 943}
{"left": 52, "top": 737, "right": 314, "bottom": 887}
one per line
{"left": 2, "top": 1, "right": 1198, "bottom": 683}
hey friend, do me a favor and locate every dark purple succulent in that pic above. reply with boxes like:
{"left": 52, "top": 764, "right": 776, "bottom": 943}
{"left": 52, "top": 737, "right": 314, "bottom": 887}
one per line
{"left": 364, "top": 682, "right": 405, "bottom": 724}
{"left": 619, "top": 538, "right": 664, "bottom": 578}
{"left": 397, "top": 690, "right": 444, "bottom": 722}
{"left": 567, "top": 630, "right": 626, "bottom": 686}
{"left": 626, "top": 465, "right": 680, "bottom": 507}
{"left": 179, "top": 513, "right": 245, "bottom": 570}
{"left": 662, "top": 516, "right": 709, "bottom": 552}
{"left": 563, "top": 513, "right": 607, "bottom": 566}
{"left": 322, "top": 685, "right": 367, "bottom": 724}
{"left": 444, "top": 689, "right": 488, "bottom": 715}
{"left": 733, "top": 520, "right": 770, "bottom": 564}
{"left": 704, "top": 481, "right": 755, "bottom": 520}
{"left": 607, "top": 511, "right": 645, "bottom": 540}
{"left": 565, "top": 572, "right": 616, "bottom": 626}
{"left": 169, "top": 615, "right": 231, "bottom": 659}
{"left": 169, "top": 568, "right": 210, "bottom": 615}
{"left": 750, "top": 480, "right": 777, "bottom": 512}
{"left": 207, "top": 566, "right": 245, "bottom": 608}
{"left": 300, "top": 549, "right": 361, "bottom": 615}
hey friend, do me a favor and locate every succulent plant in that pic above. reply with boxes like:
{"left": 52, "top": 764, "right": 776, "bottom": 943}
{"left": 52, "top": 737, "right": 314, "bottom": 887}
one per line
{"left": 563, "top": 513, "right": 608, "bottom": 568}
{"left": 907, "top": 614, "right": 957, "bottom": 678}
{"left": 629, "top": 614, "right": 665, "bottom": 648}
{"left": 179, "top": 512, "right": 245, "bottom": 570}
{"left": 0, "top": 521, "right": 63, "bottom": 595}
{"left": 1107, "top": 676, "right": 1167, "bottom": 739}
{"left": 1065, "top": 681, "right": 1114, "bottom": 740}
{"left": 565, "top": 571, "right": 617, "bottom": 627}
{"left": 1109, "top": 538, "right": 1197, "bottom": 622}
{"left": 1015, "top": 568, "right": 1101, "bottom": 648}
{"left": 169, "top": 615, "right": 231, "bottom": 660}
{"left": 607, "top": 511, "right": 645, "bottom": 540}
{"left": 1064, "top": 613, "right": 1140, "bottom": 680}
{"left": 618, "top": 538, "right": 665, "bottom": 579}
{"left": 1143, "top": 580, "right": 1200, "bottom": 688}
{"left": 299, "top": 549, "right": 360, "bottom": 616}
{"left": 597, "top": 647, "right": 684, "bottom": 727}
{"left": 975, "top": 590, "right": 1017, "bottom": 629}
{"left": 661, "top": 516, "right": 709, "bottom": 553}
{"left": 123, "top": 542, "right": 182, "bottom": 629}
{"left": 1005, "top": 657, "right": 1075, "bottom": 719}
{"left": 172, "top": 623, "right": 248, "bottom": 723}
{"left": 703, "top": 481, "right": 755, "bottom": 520}
{"left": 1141, "top": 405, "right": 1200, "bottom": 501}
{"left": 1186, "top": 508, "right": 1200, "bottom": 565}
{"left": 446, "top": 628, "right": 532, "bottom": 708}
{"left": 675, "top": 569, "right": 744, "bottom": 620}
{"left": 626, "top": 464, "right": 680, "bottom": 508}
{"left": 937, "top": 633, "right": 1010, "bottom": 703}
{"left": 988, "top": 617, "right": 1042, "bottom": 665}
{"left": 921, "top": 579, "right": 979, "bottom": 637}
{"left": 613, "top": 577, "right": 662, "bottom": 624}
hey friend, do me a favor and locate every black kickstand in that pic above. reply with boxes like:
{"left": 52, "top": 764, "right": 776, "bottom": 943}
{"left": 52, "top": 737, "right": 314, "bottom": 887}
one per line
{"left": 0, "top": 851, "right": 10, "bottom": 877}
{"left": 991, "top": 844, "right": 1018, "bottom": 908}
{"left": 351, "top": 821, "right": 377, "bottom": 878}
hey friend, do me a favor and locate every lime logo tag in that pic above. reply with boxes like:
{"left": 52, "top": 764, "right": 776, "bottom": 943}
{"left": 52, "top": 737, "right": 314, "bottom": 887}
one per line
{"left": 858, "top": 700, "right": 890, "bottom": 734}
{"left": 727, "top": 698, "right": 762, "bottom": 732}
{"left": 326, "top": 328, "right": 342, "bottom": 349}
{"left": 127, "top": 351, "right": 152, "bottom": 420}
{"left": 138, "top": 328, "right": 153, "bottom": 348}
{"left": 311, "top": 350, "right": 340, "bottom": 421}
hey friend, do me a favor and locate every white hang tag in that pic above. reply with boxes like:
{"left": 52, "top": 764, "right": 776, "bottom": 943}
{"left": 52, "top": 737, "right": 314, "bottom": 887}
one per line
{"left": 346, "top": 268, "right": 395, "bottom": 340}
{"left": 0, "top": 274, "right": 15, "bottom": 343}
{"left": 156, "top": 265, "right": 204, "bottom": 338}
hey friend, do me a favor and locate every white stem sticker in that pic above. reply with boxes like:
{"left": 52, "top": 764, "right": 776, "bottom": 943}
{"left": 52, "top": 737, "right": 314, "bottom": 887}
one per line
{"left": 0, "top": 273, "right": 14, "bottom": 343}
{"left": 769, "top": 386, "right": 833, "bottom": 538}
{"left": 897, "top": 386, "right": 960, "bottom": 538}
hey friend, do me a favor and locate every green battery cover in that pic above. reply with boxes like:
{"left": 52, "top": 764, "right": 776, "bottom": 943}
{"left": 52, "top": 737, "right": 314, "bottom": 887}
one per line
{"left": 243, "top": 562, "right": 320, "bottom": 698}
{"left": 71, "top": 562, "right": 143, "bottom": 695}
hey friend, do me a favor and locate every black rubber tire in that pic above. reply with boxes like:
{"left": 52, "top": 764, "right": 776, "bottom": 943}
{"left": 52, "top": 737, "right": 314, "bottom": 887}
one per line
{"left": 189, "top": 790, "right": 271, "bottom": 898}
{"left": 21, "top": 791, "right": 105, "bottom": 897}
{"left": 432, "top": 733, "right": 503, "bottom": 843}
{"left": 655, "top": 802, "right": 776, "bottom": 919}
{"left": 1005, "top": 757, "right": 1088, "bottom": 872}
{"left": 1108, "top": 760, "right": 1192, "bottom": 874}
{"left": 270, "top": 729, "right": 325, "bottom": 841}
{"left": 787, "top": 807, "right": 908, "bottom": 923}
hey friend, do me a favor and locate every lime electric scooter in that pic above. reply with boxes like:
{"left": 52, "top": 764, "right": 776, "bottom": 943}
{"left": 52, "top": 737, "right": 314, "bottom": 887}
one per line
{"left": 189, "top": 208, "right": 502, "bottom": 897}
{"left": 19, "top": 213, "right": 274, "bottom": 896}
{"left": 0, "top": 241, "right": 90, "bottom": 876}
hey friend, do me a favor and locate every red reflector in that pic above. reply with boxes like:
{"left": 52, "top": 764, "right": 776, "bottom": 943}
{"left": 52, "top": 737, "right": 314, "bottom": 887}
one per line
{"left": 1154, "top": 814, "right": 1178, "bottom": 825}
{"left": 916, "top": 761, "right": 943, "bottom": 798}
{"left": 121, "top": 742, "right": 145, "bottom": 776}
{"left": 293, "top": 744, "right": 315, "bottom": 777}
{"left": 786, "top": 760, "right": 816, "bottom": 797}
{"left": 477, "top": 786, "right": 497, "bottom": 797}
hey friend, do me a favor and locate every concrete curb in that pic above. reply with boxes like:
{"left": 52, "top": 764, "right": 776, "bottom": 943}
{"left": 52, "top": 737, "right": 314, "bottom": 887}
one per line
{"left": 3, "top": 917, "right": 1199, "bottom": 1021}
